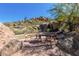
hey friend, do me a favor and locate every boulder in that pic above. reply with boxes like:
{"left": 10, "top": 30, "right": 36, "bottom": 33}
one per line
{"left": 56, "top": 32, "right": 74, "bottom": 53}
{"left": 56, "top": 32, "right": 79, "bottom": 55}
{"left": 0, "top": 23, "right": 15, "bottom": 51}
{"left": 0, "top": 39, "right": 22, "bottom": 56}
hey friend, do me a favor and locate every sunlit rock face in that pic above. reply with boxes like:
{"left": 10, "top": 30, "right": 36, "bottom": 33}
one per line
{"left": 0, "top": 40, "right": 22, "bottom": 56}
{"left": 0, "top": 23, "right": 15, "bottom": 51}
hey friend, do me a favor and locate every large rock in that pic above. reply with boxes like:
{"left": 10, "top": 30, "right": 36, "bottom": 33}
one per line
{"left": 0, "top": 23, "right": 15, "bottom": 51}
{"left": 56, "top": 32, "right": 74, "bottom": 53}
{"left": 0, "top": 40, "right": 22, "bottom": 56}
{"left": 56, "top": 32, "right": 79, "bottom": 55}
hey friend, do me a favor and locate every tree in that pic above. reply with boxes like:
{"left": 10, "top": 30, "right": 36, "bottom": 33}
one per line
{"left": 49, "top": 3, "right": 79, "bottom": 22}
{"left": 49, "top": 3, "right": 79, "bottom": 31}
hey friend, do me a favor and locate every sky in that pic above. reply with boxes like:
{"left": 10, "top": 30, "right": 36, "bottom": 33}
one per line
{"left": 0, "top": 3, "right": 53, "bottom": 23}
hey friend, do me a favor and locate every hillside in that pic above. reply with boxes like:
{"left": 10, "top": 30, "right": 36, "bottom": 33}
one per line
{"left": 4, "top": 17, "right": 53, "bottom": 35}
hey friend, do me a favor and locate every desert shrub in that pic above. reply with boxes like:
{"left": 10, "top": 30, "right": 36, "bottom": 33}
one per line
{"left": 13, "top": 29, "right": 26, "bottom": 35}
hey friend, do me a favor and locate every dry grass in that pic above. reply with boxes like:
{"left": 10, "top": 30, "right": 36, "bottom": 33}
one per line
{"left": 15, "top": 33, "right": 37, "bottom": 41}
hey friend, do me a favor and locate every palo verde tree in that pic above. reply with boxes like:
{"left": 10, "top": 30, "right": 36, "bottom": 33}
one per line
{"left": 49, "top": 3, "right": 79, "bottom": 23}
{"left": 49, "top": 3, "right": 79, "bottom": 31}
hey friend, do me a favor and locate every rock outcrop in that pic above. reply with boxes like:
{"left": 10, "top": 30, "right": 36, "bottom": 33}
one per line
{"left": 0, "top": 40, "right": 22, "bottom": 56}
{"left": 56, "top": 32, "right": 79, "bottom": 55}
{"left": 57, "top": 32, "right": 74, "bottom": 52}
{"left": 0, "top": 23, "right": 15, "bottom": 51}
{"left": 0, "top": 23, "right": 79, "bottom": 56}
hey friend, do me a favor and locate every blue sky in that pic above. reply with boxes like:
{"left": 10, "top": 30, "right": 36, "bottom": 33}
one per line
{"left": 0, "top": 3, "right": 53, "bottom": 22}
